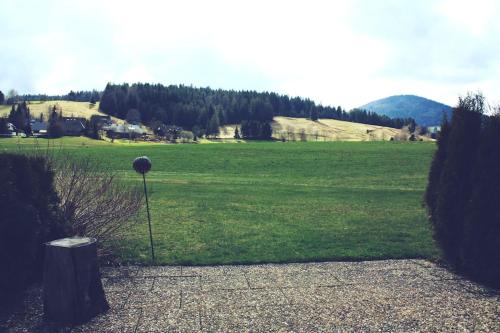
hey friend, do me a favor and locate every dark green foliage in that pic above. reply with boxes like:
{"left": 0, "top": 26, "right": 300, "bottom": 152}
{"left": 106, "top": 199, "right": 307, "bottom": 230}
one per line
{"left": 49, "top": 105, "right": 59, "bottom": 123}
{"left": 461, "top": 115, "right": 500, "bottom": 287}
{"left": 85, "top": 119, "right": 100, "bottom": 139}
{"left": 425, "top": 114, "right": 450, "bottom": 226}
{"left": 240, "top": 120, "right": 273, "bottom": 139}
{"left": 8, "top": 102, "right": 31, "bottom": 132}
{"left": 126, "top": 108, "right": 141, "bottom": 124}
{"left": 426, "top": 93, "right": 500, "bottom": 287}
{"left": 348, "top": 108, "right": 415, "bottom": 129}
{"left": 234, "top": 126, "right": 241, "bottom": 139}
{"left": 0, "top": 90, "right": 4, "bottom": 104}
{"left": 8, "top": 90, "right": 101, "bottom": 104}
{"left": 261, "top": 122, "right": 273, "bottom": 139}
{"left": 47, "top": 122, "right": 64, "bottom": 138}
{"left": 14, "top": 90, "right": 100, "bottom": 103}
{"left": 47, "top": 106, "right": 63, "bottom": 138}
{"left": 0, "top": 117, "right": 8, "bottom": 134}
{"left": 206, "top": 111, "right": 220, "bottom": 138}
{"left": 65, "top": 90, "right": 101, "bottom": 102}
{"left": 0, "top": 154, "right": 65, "bottom": 297}
{"left": 433, "top": 95, "right": 483, "bottom": 266}
{"left": 310, "top": 107, "right": 319, "bottom": 121}
{"left": 192, "top": 125, "right": 204, "bottom": 140}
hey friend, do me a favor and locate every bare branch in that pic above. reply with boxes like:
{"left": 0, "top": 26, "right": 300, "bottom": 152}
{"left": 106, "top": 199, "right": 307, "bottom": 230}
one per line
{"left": 49, "top": 153, "right": 144, "bottom": 250}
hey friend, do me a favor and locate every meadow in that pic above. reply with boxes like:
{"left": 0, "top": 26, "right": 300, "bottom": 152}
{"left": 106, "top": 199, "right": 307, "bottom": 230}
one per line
{"left": 0, "top": 100, "right": 124, "bottom": 124}
{"left": 0, "top": 137, "right": 439, "bottom": 265}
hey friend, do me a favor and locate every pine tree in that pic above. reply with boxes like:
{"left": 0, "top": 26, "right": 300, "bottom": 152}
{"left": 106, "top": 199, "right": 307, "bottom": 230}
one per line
{"left": 8, "top": 105, "right": 15, "bottom": 123}
{"left": 310, "top": 107, "right": 319, "bottom": 121}
{"left": 0, "top": 118, "right": 8, "bottom": 134}
{"left": 207, "top": 112, "right": 220, "bottom": 138}
{"left": 434, "top": 94, "right": 483, "bottom": 266}
{"left": 260, "top": 122, "right": 273, "bottom": 139}
{"left": 425, "top": 113, "right": 450, "bottom": 223}
{"left": 47, "top": 105, "right": 63, "bottom": 138}
{"left": 461, "top": 114, "right": 500, "bottom": 287}
{"left": 49, "top": 106, "right": 59, "bottom": 124}
{"left": 240, "top": 121, "right": 250, "bottom": 139}
{"left": 8, "top": 103, "right": 28, "bottom": 132}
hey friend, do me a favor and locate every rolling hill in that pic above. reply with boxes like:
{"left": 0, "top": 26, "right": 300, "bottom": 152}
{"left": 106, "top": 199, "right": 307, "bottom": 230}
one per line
{"left": 220, "top": 116, "right": 418, "bottom": 141}
{"left": 0, "top": 100, "right": 124, "bottom": 124}
{"left": 360, "top": 95, "right": 452, "bottom": 126}
{"left": 2, "top": 101, "right": 422, "bottom": 141}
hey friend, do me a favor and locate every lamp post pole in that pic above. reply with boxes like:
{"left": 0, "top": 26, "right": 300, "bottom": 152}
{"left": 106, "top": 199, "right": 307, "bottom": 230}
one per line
{"left": 142, "top": 172, "right": 155, "bottom": 263}
{"left": 133, "top": 156, "right": 155, "bottom": 263}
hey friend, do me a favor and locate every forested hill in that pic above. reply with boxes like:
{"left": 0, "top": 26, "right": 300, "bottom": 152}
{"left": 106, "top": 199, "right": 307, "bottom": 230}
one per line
{"left": 360, "top": 95, "right": 452, "bottom": 126}
{"left": 98, "top": 83, "right": 416, "bottom": 135}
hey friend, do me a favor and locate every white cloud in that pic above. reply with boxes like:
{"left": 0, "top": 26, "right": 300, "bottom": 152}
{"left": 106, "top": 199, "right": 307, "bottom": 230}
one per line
{"left": 435, "top": 0, "right": 499, "bottom": 37}
{"left": 0, "top": 0, "right": 499, "bottom": 108}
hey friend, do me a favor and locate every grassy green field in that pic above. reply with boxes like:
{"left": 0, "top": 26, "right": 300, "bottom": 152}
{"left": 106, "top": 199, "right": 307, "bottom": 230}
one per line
{"left": 0, "top": 137, "right": 439, "bottom": 265}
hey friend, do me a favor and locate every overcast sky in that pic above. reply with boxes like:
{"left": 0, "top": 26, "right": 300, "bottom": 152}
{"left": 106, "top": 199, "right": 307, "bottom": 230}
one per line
{"left": 1, "top": 0, "right": 499, "bottom": 109}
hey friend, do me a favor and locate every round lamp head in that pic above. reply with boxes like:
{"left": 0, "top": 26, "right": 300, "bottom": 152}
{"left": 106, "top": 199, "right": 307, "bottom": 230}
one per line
{"left": 133, "top": 156, "right": 152, "bottom": 174}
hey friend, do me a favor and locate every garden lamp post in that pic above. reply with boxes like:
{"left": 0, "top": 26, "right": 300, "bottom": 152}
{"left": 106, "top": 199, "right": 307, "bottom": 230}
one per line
{"left": 133, "top": 156, "right": 155, "bottom": 263}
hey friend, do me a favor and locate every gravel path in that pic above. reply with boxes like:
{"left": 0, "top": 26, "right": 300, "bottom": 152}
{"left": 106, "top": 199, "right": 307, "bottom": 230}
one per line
{"left": 1, "top": 259, "right": 499, "bottom": 332}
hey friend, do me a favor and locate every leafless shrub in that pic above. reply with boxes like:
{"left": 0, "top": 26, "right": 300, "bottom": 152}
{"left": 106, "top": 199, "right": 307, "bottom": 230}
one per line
{"left": 286, "top": 126, "right": 295, "bottom": 141}
{"left": 299, "top": 128, "right": 307, "bottom": 141}
{"left": 50, "top": 154, "right": 144, "bottom": 249}
{"left": 493, "top": 105, "right": 500, "bottom": 117}
{"left": 394, "top": 126, "right": 411, "bottom": 141}
{"left": 179, "top": 130, "right": 194, "bottom": 143}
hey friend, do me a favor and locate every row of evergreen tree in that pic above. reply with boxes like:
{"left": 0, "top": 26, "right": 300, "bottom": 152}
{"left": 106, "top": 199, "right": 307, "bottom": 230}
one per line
{"left": 0, "top": 90, "right": 101, "bottom": 105}
{"left": 425, "top": 93, "right": 500, "bottom": 288}
{"left": 5, "top": 102, "right": 31, "bottom": 132}
{"left": 98, "top": 83, "right": 416, "bottom": 136}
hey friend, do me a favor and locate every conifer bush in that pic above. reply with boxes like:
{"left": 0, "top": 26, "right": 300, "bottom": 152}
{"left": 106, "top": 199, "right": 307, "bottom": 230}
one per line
{"left": 425, "top": 93, "right": 500, "bottom": 288}
{"left": 0, "top": 154, "right": 65, "bottom": 297}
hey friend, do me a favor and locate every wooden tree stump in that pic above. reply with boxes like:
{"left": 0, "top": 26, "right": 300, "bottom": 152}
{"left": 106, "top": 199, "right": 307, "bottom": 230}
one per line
{"left": 43, "top": 237, "right": 109, "bottom": 325}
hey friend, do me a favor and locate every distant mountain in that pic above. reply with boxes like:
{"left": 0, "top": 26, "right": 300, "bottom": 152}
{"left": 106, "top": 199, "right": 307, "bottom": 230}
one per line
{"left": 360, "top": 95, "right": 453, "bottom": 126}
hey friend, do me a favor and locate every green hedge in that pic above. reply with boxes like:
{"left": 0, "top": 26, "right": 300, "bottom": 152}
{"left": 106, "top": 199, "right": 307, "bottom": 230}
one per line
{"left": 0, "top": 153, "right": 65, "bottom": 297}
{"left": 425, "top": 94, "right": 500, "bottom": 288}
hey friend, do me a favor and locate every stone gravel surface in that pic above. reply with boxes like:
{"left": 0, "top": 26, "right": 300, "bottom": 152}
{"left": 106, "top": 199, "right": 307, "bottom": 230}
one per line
{"left": 1, "top": 259, "right": 499, "bottom": 332}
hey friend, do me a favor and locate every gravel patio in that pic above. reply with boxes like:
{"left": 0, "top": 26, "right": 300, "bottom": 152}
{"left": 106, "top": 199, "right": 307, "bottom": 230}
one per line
{"left": 1, "top": 259, "right": 499, "bottom": 332}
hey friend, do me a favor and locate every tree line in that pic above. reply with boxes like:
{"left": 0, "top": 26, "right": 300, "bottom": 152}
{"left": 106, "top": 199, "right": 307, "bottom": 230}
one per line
{"left": 98, "top": 83, "right": 416, "bottom": 139}
{"left": 0, "top": 89, "right": 101, "bottom": 105}
{"left": 4, "top": 102, "right": 31, "bottom": 133}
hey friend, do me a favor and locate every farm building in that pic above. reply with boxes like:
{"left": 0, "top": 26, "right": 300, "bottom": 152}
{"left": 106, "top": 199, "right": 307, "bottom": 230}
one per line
{"left": 103, "top": 123, "right": 146, "bottom": 139}
{"left": 0, "top": 122, "right": 26, "bottom": 137}
{"left": 61, "top": 117, "right": 86, "bottom": 136}
{"left": 90, "top": 115, "right": 112, "bottom": 129}
{"left": 30, "top": 120, "right": 48, "bottom": 137}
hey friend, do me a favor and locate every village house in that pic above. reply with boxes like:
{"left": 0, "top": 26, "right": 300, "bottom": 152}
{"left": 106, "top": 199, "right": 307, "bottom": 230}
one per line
{"left": 61, "top": 117, "right": 86, "bottom": 136}
{"left": 90, "top": 115, "right": 112, "bottom": 129}
{"left": 0, "top": 122, "right": 26, "bottom": 137}
{"left": 103, "top": 123, "right": 146, "bottom": 139}
{"left": 30, "top": 120, "right": 48, "bottom": 137}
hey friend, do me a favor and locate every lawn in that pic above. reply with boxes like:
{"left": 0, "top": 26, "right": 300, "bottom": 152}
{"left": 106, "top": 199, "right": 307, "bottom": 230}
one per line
{"left": 0, "top": 137, "right": 439, "bottom": 265}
